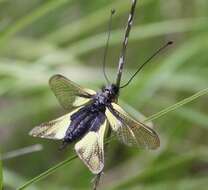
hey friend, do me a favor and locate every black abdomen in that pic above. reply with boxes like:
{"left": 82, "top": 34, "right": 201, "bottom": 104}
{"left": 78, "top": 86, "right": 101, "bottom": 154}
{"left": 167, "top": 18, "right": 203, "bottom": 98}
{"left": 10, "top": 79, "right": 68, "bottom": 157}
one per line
{"left": 64, "top": 104, "right": 105, "bottom": 143}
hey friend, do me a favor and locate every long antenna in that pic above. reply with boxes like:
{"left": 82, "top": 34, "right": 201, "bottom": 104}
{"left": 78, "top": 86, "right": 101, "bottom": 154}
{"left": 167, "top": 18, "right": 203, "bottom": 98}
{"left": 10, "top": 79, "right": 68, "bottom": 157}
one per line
{"left": 120, "top": 41, "right": 173, "bottom": 88}
{"left": 102, "top": 9, "right": 115, "bottom": 84}
{"left": 115, "top": 0, "right": 137, "bottom": 88}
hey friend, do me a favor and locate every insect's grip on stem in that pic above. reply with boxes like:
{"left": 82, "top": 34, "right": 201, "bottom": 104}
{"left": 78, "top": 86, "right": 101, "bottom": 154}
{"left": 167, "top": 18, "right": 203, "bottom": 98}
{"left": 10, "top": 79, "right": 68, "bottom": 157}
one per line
{"left": 93, "top": 1, "right": 138, "bottom": 190}
{"left": 116, "top": 0, "right": 137, "bottom": 89}
{"left": 92, "top": 172, "right": 102, "bottom": 190}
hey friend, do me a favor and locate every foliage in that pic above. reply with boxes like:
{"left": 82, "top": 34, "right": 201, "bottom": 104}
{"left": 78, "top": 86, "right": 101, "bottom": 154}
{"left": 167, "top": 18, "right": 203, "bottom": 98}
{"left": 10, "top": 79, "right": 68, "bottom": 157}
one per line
{"left": 0, "top": 0, "right": 208, "bottom": 190}
{"left": 0, "top": 152, "right": 2, "bottom": 190}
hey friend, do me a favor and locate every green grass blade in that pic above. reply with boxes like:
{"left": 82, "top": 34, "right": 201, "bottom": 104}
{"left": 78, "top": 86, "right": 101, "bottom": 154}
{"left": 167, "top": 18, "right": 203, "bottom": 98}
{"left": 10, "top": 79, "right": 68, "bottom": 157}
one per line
{"left": 44, "top": 0, "right": 129, "bottom": 44}
{"left": 145, "top": 88, "right": 208, "bottom": 122}
{"left": 150, "top": 96, "right": 208, "bottom": 129}
{"left": 125, "top": 177, "right": 208, "bottom": 190}
{"left": 0, "top": 152, "right": 2, "bottom": 190}
{"left": 116, "top": 155, "right": 194, "bottom": 190}
{"left": 175, "top": 107, "right": 208, "bottom": 129}
{"left": 17, "top": 87, "right": 208, "bottom": 189}
{"left": 45, "top": 0, "right": 153, "bottom": 45}
{"left": 0, "top": 0, "right": 71, "bottom": 47}
{"left": 132, "top": 35, "right": 208, "bottom": 106}
{"left": 17, "top": 155, "right": 77, "bottom": 190}
{"left": 163, "top": 72, "right": 208, "bottom": 92}
{"left": 4, "top": 169, "right": 37, "bottom": 190}
{"left": 0, "top": 0, "right": 8, "bottom": 3}
{"left": 67, "top": 18, "right": 208, "bottom": 55}
{"left": 110, "top": 149, "right": 208, "bottom": 190}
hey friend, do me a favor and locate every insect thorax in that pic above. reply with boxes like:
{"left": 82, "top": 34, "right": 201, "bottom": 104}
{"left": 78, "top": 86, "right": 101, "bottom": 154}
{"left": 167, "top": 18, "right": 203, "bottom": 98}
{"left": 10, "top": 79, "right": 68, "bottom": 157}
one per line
{"left": 94, "top": 84, "right": 119, "bottom": 106}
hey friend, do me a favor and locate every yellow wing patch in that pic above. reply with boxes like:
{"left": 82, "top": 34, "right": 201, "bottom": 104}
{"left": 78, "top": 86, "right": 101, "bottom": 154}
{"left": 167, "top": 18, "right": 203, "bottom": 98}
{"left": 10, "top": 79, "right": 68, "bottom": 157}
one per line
{"left": 72, "top": 88, "right": 97, "bottom": 107}
{"left": 105, "top": 108, "right": 121, "bottom": 131}
{"left": 29, "top": 108, "right": 81, "bottom": 140}
{"left": 72, "top": 96, "right": 90, "bottom": 107}
{"left": 75, "top": 120, "right": 107, "bottom": 174}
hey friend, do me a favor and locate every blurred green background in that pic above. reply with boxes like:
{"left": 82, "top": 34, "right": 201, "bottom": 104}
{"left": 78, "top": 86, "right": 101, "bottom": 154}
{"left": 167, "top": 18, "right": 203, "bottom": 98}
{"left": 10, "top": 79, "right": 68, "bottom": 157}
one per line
{"left": 0, "top": 0, "right": 208, "bottom": 189}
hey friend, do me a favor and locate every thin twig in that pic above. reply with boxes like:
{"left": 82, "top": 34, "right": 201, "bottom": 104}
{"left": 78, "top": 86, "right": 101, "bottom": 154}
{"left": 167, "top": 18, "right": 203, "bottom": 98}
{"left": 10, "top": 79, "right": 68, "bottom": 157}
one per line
{"left": 17, "top": 155, "right": 77, "bottom": 190}
{"left": 145, "top": 87, "right": 208, "bottom": 122}
{"left": 116, "top": 0, "right": 137, "bottom": 88}
{"left": 92, "top": 1, "right": 138, "bottom": 189}
{"left": 17, "top": 87, "right": 208, "bottom": 190}
{"left": 92, "top": 172, "right": 102, "bottom": 190}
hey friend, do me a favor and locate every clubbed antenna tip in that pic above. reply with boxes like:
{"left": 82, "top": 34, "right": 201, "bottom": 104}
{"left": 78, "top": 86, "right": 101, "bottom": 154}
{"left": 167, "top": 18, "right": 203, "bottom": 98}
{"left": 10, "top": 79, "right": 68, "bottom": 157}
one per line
{"left": 111, "top": 9, "right": 116, "bottom": 14}
{"left": 168, "top": 41, "right": 173, "bottom": 45}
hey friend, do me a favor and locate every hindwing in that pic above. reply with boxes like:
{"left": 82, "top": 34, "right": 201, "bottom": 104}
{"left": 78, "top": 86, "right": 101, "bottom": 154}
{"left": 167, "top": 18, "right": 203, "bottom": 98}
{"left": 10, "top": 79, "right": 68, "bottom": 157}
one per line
{"left": 75, "top": 120, "right": 107, "bottom": 174}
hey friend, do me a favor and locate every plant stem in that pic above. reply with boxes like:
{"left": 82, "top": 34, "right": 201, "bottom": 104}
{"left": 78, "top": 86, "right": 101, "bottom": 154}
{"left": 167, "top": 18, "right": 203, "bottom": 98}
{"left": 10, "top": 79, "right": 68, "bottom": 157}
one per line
{"left": 0, "top": 0, "right": 70, "bottom": 47}
{"left": 17, "top": 155, "right": 77, "bottom": 190}
{"left": 116, "top": 0, "right": 137, "bottom": 88}
{"left": 93, "top": 1, "right": 138, "bottom": 189}
{"left": 1, "top": 144, "right": 43, "bottom": 160}
{"left": 17, "top": 87, "right": 208, "bottom": 190}
{"left": 145, "top": 87, "right": 208, "bottom": 122}
{"left": 0, "top": 152, "right": 2, "bottom": 190}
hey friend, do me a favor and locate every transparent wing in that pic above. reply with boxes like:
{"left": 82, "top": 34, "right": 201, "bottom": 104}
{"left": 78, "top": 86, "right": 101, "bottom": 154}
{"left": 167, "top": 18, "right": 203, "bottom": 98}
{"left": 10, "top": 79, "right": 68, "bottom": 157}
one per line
{"left": 49, "top": 74, "right": 96, "bottom": 111}
{"left": 106, "top": 103, "right": 160, "bottom": 149}
{"left": 119, "top": 100, "right": 153, "bottom": 128}
{"left": 75, "top": 120, "right": 107, "bottom": 174}
{"left": 29, "top": 107, "right": 81, "bottom": 140}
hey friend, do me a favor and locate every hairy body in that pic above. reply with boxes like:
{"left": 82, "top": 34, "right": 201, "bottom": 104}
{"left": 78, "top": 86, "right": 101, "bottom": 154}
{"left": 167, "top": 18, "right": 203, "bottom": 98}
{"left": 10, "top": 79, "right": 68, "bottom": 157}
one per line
{"left": 64, "top": 84, "right": 118, "bottom": 143}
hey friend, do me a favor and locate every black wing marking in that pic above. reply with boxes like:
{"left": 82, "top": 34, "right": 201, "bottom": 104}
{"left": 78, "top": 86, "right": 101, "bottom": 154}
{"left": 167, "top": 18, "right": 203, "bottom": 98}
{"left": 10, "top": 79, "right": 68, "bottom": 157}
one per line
{"left": 106, "top": 103, "right": 160, "bottom": 149}
{"left": 49, "top": 74, "right": 96, "bottom": 111}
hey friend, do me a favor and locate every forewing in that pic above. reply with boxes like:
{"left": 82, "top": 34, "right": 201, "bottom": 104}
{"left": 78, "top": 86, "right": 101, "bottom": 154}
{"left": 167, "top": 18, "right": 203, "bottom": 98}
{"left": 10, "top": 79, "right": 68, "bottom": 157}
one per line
{"left": 29, "top": 108, "right": 81, "bottom": 140}
{"left": 75, "top": 120, "right": 107, "bottom": 174}
{"left": 106, "top": 103, "right": 160, "bottom": 149}
{"left": 49, "top": 74, "right": 96, "bottom": 111}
